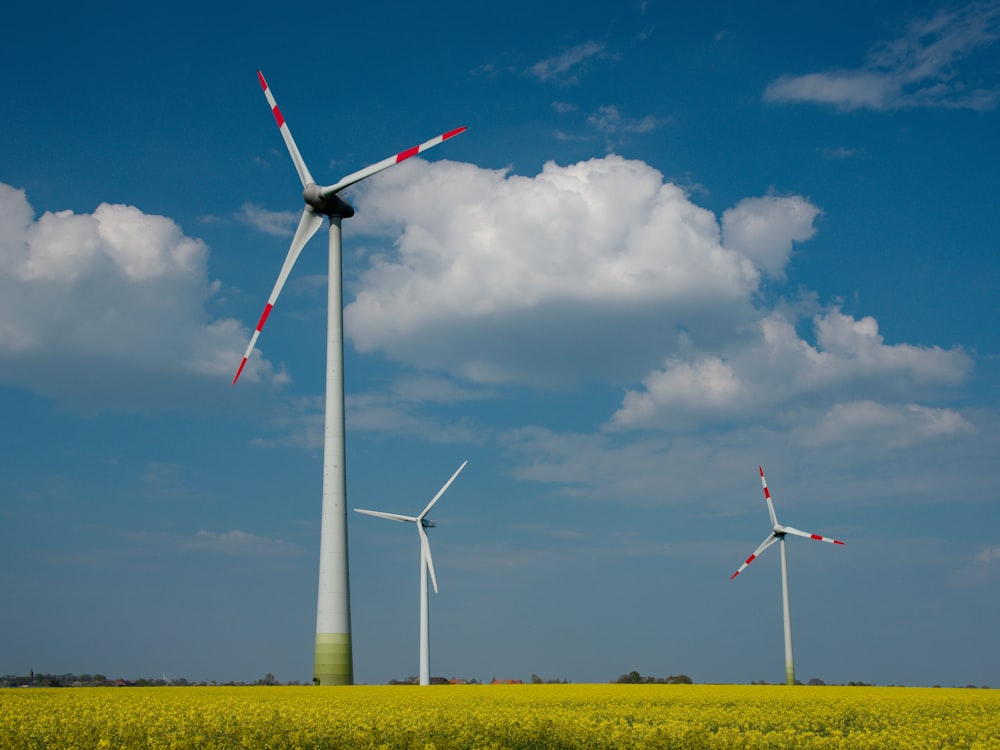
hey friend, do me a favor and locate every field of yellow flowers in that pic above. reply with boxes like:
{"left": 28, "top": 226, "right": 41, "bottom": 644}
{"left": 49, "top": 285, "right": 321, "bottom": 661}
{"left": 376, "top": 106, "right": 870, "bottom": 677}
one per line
{"left": 2, "top": 683, "right": 998, "bottom": 749}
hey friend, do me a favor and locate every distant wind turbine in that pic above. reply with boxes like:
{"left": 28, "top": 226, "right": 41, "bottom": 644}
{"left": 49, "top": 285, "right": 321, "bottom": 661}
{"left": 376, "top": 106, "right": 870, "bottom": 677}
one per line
{"left": 233, "top": 70, "right": 465, "bottom": 685}
{"left": 730, "top": 466, "right": 844, "bottom": 685}
{"left": 355, "top": 461, "right": 468, "bottom": 686}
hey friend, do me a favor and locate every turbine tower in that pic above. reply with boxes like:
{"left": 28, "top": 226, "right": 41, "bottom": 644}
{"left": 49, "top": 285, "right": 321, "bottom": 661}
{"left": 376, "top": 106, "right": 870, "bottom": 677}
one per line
{"left": 234, "top": 71, "right": 465, "bottom": 685}
{"left": 730, "top": 466, "right": 844, "bottom": 685}
{"left": 355, "top": 461, "right": 467, "bottom": 686}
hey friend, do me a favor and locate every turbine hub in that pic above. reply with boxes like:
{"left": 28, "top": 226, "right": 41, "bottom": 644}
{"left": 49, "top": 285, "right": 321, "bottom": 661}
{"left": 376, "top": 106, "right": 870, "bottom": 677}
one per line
{"left": 302, "top": 184, "right": 355, "bottom": 218}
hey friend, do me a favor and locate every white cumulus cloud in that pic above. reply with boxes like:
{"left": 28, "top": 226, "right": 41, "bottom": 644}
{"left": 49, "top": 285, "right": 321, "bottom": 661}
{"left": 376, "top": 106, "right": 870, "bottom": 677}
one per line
{"left": 346, "top": 156, "right": 778, "bottom": 386}
{"left": 610, "top": 307, "right": 972, "bottom": 432}
{"left": 0, "top": 182, "right": 283, "bottom": 410}
{"left": 722, "top": 195, "right": 821, "bottom": 278}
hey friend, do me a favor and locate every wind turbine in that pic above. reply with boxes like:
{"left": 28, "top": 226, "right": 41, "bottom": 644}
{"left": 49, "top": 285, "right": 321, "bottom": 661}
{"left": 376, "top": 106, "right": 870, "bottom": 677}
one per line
{"left": 355, "top": 460, "right": 467, "bottom": 686}
{"left": 233, "top": 70, "right": 465, "bottom": 685}
{"left": 729, "top": 466, "right": 844, "bottom": 685}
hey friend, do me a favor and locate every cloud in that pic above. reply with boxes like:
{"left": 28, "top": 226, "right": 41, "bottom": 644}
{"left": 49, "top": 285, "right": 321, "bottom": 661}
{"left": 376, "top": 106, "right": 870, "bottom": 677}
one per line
{"left": 587, "top": 105, "right": 664, "bottom": 135}
{"left": 248, "top": 375, "right": 492, "bottom": 449}
{"left": 185, "top": 529, "right": 301, "bottom": 557}
{"left": 347, "top": 376, "right": 489, "bottom": 444}
{"left": 248, "top": 395, "right": 326, "bottom": 451}
{"left": 764, "top": 2, "right": 1000, "bottom": 110}
{"left": 806, "top": 401, "right": 974, "bottom": 448}
{"left": 527, "top": 41, "right": 609, "bottom": 83}
{"left": 977, "top": 545, "right": 1000, "bottom": 563}
{"left": 0, "top": 182, "right": 283, "bottom": 410}
{"left": 721, "top": 195, "right": 821, "bottom": 279}
{"left": 609, "top": 306, "right": 972, "bottom": 432}
{"left": 66, "top": 528, "right": 305, "bottom": 569}
{"left": 497, "top": 404, "right": 992, "bottom": 511}
{"left": 346, "top": 156, "right": 777, "bottom": 386}
{"left": 586, "top": 105, "right": 667, "bottom": 150}
{"left": 239, "top": 203, "right": 299, "bottom": 237}
{"left": 822, "top": 146, "right": 860, "bottom": 160}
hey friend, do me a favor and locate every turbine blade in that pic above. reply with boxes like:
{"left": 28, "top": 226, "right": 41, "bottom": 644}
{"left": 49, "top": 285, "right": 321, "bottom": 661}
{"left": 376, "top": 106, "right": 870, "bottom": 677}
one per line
{"left": 319, "top": 126, "right": 467, "bottom": 198}
{"left": 730, "top": 533, "right": 779, "bottom": 580}
{"left": 419, "top": 524, "right": 438, "bottom": 594}
{"left": 760, "top": 466, "right": 779, "bottom": 528}
{"left": 258, "top": 71, "right": 315, "bottom": 187}
{"left": 419, "top": 460, "right": 468, "bottom": 520}
{"left": 233, "top": 208, "right": 324, "bottom": 383}
{"left": 354, "top": 508, "right": 416, "bottom": 524}
{"left": 781, "top": 525, "right": 845, "bottom": 545}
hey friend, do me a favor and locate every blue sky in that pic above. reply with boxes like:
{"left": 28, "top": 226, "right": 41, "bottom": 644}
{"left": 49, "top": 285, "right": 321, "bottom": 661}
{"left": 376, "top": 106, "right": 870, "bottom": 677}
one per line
{"left": 1, "top": 0, "right": 998, "bottom": 687}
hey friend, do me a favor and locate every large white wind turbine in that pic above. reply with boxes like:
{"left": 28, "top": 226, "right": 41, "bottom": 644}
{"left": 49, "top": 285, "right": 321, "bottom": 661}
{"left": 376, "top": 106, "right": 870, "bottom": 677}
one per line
{"left": 233, "top": 71, "right": 465, "bottom": 685}
{"left": 355, "top": 460, "right": 468, "bottom": 687}
{"left": 730, "top": 466, "right": 844, "bottom": 685}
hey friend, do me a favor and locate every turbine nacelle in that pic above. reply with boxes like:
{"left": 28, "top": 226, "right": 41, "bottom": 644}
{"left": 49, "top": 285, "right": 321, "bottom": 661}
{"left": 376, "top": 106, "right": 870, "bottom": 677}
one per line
{"left": 421, "top": 518, "right": 436, "bottom": 529}
{"left": 302, "top": 184, "right": 355, "bottom": 218}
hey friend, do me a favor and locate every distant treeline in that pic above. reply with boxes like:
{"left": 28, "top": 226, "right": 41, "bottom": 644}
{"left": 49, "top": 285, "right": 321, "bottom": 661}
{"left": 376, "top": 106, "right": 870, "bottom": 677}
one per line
{"left": 615, "top": 671, "right": 693, "bottom": 684}
{"left": 4, "top": 671, "right": 989, "bottom": 689}
{"left": 0, "top": 672, "right": 299, "bottom": 688}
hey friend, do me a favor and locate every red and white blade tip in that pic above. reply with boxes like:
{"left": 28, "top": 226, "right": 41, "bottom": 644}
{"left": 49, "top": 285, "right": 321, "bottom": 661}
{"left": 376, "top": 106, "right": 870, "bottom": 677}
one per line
{"left": 730, "top": 555, "right": 756, "bottom": 580}
{"left": 232, "top": 303, "right": 273, "bottom": 384}
{"left": 401, "top": 128, "right": 467, "bottom": 161}
{"left": 814, "top": 533, "right": 845, "bottom": 545}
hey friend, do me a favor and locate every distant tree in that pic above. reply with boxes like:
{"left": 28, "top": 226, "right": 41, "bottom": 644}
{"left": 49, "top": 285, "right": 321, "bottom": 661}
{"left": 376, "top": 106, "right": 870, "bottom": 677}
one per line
{"left": 530, "top": 673, "right": 543, "bottom": 684}
{"left": 388, "top": 676, "right": 419, "bottom": 685}
{"left": 617, "top": 671, "right": 691, "bottom": 684}
{"left": 808, "top": 678, "right": 825, "bottom": 686}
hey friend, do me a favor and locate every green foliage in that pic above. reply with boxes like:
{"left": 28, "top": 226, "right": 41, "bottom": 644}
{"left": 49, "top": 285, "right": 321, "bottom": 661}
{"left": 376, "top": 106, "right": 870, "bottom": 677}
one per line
{"left": 615, "top": 671, "right": 693, "bottom": 684}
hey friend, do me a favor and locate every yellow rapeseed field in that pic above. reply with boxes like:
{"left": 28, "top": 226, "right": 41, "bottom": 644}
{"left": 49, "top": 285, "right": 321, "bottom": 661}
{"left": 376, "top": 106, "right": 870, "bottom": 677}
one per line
{"left": 1, "top": 683, "right": 998, "bottom": 749}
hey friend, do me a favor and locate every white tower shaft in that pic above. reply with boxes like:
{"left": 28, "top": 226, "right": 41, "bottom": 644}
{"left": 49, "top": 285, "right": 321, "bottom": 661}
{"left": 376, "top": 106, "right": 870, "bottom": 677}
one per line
{"left": 419, "top": 544, "right": 430, "bottom": 686}
{"left": 314, "top": 216, "right": 353, "bottom": 685}
{"left": 779, "top": 536, "right": 794, "bottom": 686}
